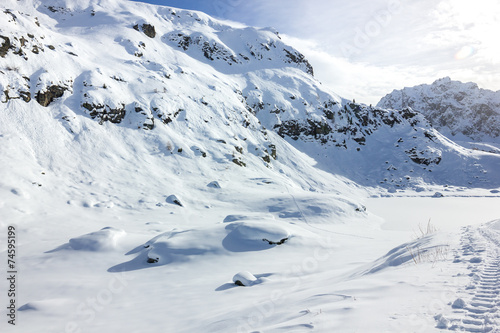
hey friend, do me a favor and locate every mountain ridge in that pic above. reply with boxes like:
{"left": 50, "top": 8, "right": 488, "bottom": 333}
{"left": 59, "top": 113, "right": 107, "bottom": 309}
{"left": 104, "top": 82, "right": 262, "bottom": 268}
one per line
{"left": 377, "top": 77, "right": 500, "bottom": 142}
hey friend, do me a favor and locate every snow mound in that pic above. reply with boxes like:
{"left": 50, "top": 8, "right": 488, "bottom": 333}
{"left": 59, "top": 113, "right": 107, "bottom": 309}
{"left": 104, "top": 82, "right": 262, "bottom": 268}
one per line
{"left": 145, "top": 229, "right": 224, "bottom": 264}
{"left": 451, "top": 298, "right": 466, "bottom": 309}
{"left": 207, "top": 181, "right": 221, "bottom": 188}
{"left": 108, "top": 227, "right": 227, "bottom": 271}
{"left": 18, "top": 298, "right": 76, "bottom": 314}
{"left": 232, "top": 271, "right": 259, "bottom": 287}
{"left": 487, "top": 219, "right": 500, "bottom": 230}
{"left": 362, "top": 234, "right": 449, "bottom": 274}
{"left": 69, "top": 227, "right": 126, "bottom": 251}
{"left": 223, "top": 213, "right": 275, "bottom": 223}
{"left": 223, "top": 221, "right": 290, "bottom": 252}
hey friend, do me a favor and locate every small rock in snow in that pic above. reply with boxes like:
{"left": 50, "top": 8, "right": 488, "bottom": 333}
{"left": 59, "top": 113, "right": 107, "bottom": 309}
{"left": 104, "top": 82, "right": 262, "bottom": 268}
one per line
{"left": 166, "top": 194, "right": 184, "bottom": 207}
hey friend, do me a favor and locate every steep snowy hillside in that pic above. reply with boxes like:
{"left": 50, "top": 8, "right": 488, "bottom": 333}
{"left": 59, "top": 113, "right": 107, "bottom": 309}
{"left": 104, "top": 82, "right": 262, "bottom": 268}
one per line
{"left": 377, "top": 77, "right": 500, "bottom": 142}
{"left": 0, "top": 0, "right": 354, "bottom": 200}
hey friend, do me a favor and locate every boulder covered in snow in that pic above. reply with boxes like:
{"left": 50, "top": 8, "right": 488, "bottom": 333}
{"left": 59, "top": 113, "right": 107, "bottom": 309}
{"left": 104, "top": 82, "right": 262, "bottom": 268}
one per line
{"left": 166, "top": 194, "right": 184, "bottom": 207}
{"left": 207, "top": 181, "right": 221, "bottom": 188}
{"left": 232, "top": 271, "right": 258, "bottom": 286}
{"left": 223, "top": 222, "right": 291, "bottom": 252}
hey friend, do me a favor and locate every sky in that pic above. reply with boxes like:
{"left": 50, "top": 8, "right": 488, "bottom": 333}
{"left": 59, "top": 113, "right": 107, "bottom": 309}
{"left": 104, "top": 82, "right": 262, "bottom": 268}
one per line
{"left": 131, "top": 0, "right": 500, "bottom": 105}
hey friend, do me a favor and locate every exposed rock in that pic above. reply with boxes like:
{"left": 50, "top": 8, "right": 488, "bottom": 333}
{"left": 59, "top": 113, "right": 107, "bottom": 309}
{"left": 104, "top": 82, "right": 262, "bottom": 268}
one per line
{"left": 166, "top": 194, "right": 184, "bottom": 207}
{"left": 405, "top": 147, "right": 442, "bottom": 166}
{"left": 36, "top": 85, "right": 67, "bottom": 107}
{"left": 81, "top": 102, "right": 126, "bottom": 124}
{"left": 0, "top": 35, "right": 12, "bottom": 57}
{"left": 134, "top": 23, "right": 156, "bottom": 38}
{"left": 142, "top": 24, "right": 156, "bottom": 38}
{"left": 3, "top": 89, "right": 31, "bottom": 103}
{"left": 165, "top": 30, "right": 313, "bottom": 75}
{"left": 232, "top": 158, "right": 246, "bottom": 167}
{"left": 262, "top": 237, "right": 288, "bottom": 245}
{"left": 274, "top": 103, "right": 426, "bottom": 147}
{"left": 283, "top": 48, "right": 314, "bottom": 76}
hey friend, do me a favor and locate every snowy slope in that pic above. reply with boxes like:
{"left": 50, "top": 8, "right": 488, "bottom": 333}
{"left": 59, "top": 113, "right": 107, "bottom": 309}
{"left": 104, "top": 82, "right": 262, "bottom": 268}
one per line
{"left": 1, "top": 1, "right": 500, "bottom": 333}
{"left": 377, "top": 77, "right": 500, "bottom": 142}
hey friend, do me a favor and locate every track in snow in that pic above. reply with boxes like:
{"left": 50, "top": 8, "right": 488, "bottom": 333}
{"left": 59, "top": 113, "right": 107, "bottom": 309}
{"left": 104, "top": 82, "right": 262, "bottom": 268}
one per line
{"left": 438, "top": 223, "right": 500, "bottom": 332}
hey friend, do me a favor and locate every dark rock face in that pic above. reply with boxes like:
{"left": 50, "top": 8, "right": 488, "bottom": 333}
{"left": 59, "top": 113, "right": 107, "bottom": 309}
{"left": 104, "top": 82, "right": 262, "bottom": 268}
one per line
{"left": 0, "top": 35, "right": 11, "bottom": 57}
{"left": 3, "top": 89, "right": 31, "bottom": 103}
{"left": 167, "top": 32, "right": 241, "bottom": 65}
{"left": 405, "top": 147, "right": 442, "bottom": 166}
{"left": 133, "top": 23, "right": 156, "bottom": 38}
{"left": 35, "top": 85, "right": 67, "bottom": 107}
{"left": 232, "top": 158, "right": 246, "bottom": 167}
{"left": 165, "top": 31, "right": 314, "bottom": 75}
{"left": 141, "top": 24, "right": 156, "bottom": 38}
{"left": 282, "top": 48, "right": 314, "bottom": 76}
{"left": 275, "top": 119, "right": 332, "bottom": 141}
{"left": 274, "top": 101, "right": 427, "bottom": 148}
{"left": 82, "top": 102, "right": 126, "bottom": 124}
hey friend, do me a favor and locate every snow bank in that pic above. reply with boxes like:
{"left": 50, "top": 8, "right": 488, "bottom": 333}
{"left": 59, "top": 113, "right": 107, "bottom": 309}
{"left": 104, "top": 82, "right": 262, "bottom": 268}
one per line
{"left": 361, "top": 234, "right": 449, "bottom": 274}
{"left": 69, "top": 227, "right": 126, "bottom": 251}
{"left": 223, "top": 221, "right": 290, "bottom": 252}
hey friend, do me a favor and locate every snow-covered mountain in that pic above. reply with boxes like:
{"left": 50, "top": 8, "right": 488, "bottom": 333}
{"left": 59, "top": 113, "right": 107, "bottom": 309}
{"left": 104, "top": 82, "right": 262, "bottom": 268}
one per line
{"left": 2, "top": 0, "right": 499, "bottom": 193}
{"left": 377, "top": 77, "right": 500, "bottom": 142}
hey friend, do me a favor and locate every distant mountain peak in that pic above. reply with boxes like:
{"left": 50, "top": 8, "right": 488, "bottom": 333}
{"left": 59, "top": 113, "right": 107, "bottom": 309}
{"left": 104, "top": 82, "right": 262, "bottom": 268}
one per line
{"left": 378, "top": 78, "right": 500, "bottom": 141}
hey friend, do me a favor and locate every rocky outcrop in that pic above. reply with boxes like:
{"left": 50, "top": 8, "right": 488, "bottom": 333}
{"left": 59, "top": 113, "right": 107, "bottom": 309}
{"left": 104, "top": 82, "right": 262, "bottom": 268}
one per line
{"left": 133, "top": 23, "right": 156, "bottom": 38}
{"left": 0, "top": 35, "right": 11, "bottom": 57}
{"left": 405, "top": 147, "right": 442, "bottom": 166}
{"left": 81, "top": 102, "right": 126, "bottom": 124}
{"left": 36, "top": 85, "right": 68, "bottom": 107}
{"left": 274, "top": 101, "right": 428, "bottom": 148}
{"left": 164, "top": 29, "right": 314, "bottom": 75}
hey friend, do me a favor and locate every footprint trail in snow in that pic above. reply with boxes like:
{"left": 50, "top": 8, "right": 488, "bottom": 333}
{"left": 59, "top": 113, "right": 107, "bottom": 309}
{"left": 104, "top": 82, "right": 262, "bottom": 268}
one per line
{"left": 438, "top": 221, "right": 500, "bottom": 332}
